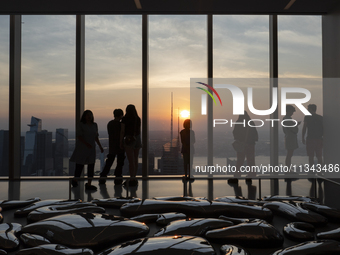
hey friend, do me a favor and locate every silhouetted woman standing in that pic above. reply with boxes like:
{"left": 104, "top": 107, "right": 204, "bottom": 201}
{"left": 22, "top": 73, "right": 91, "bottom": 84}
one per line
{"left": 120, "top": 104, "right": 142, "bottom": 186}
{"left": 70, "top": 110, "right": 104, "bottom": 190}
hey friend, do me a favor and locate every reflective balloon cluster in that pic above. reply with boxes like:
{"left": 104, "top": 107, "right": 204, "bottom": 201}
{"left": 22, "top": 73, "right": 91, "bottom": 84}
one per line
{"left": 1, "top": 195, "right": 340, "bottom": 254}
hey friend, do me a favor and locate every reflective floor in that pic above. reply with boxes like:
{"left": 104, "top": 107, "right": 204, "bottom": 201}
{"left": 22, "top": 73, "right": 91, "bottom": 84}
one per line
{"left": 0, "top": 177, "right": 331, "bottom": 205}
{"left": 1, "top": 177, "right": 340, "bottom": 255}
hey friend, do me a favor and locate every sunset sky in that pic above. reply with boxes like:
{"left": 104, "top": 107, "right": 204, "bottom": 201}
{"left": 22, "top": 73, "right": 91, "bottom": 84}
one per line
{"left": 0, "top": 15, "right": 322, "bottom": 135}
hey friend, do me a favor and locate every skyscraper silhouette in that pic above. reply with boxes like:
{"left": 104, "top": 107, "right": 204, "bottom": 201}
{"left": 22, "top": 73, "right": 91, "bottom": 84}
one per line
{"left": 22, "top": 117, "right": 53, "bottom": 176}
{"left": 55, "top": 128, "right": 69, "bottom": 176}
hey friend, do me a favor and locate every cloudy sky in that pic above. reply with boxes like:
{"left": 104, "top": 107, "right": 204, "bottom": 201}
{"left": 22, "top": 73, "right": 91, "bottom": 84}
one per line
{"left": 0, "top": 15, "right": 322, "bottom": 134}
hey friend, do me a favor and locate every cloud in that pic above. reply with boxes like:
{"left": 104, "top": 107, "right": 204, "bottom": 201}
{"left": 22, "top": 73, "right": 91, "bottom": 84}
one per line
{"left": 0, "top": 14, "right": 323, "bottom": 132}
{"left": 278, "top": 16, "right": 322, "bottom": 78}
{"left": 20, "top": 16, "right": 76, "bottom": 92}
{"left": 213, "top": 15, "right": 269, "bottom": 78}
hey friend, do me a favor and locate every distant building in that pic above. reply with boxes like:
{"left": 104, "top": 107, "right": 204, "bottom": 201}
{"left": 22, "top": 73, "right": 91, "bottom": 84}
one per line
{"left": 28, "top": 116, "right": 42, "bottom": 132}
{"left": 22, "top": 130, "right": 38, "bottom": 175}
{"left": 148, "top": 152, "right": 156, "bottom": 175}
{"left": 158, "top": 138, "right": 183, "bottom": 175}
{"left": 0, "top": 131, "right": 24, "bottom": 176}
{"left": 54, "top": 128, "right": 69, "bottom": 176}
{"left": 23, "top": 117, "right": 42, "bottom": 175}
{"left": 22, "top": 117, "right": 54, "bottom": 176}
{"left": 35, "top": 130, "right": 53, "bottom": 176}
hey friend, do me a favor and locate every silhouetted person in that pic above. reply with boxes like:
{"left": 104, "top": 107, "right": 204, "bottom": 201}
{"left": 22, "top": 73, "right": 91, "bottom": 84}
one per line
{"left": 120, "top": 104, "right": 142, "bottom": 187}
{"left": 230, "top": 111, "right": 258, "bottom": 184}
{"left": 283, "top": 105, "right": 301, "bottom": 167}
{"left": 99, "top": 109, "right": 125, "bottom": 185}
{"left": 302, "top": 104, "right": 323, "bottom": 167}
{"left": 180, "top": 119, "right": 195, "bottom": 179}
{"left": 70, "top": 110, "right": 104, "bottom": 190}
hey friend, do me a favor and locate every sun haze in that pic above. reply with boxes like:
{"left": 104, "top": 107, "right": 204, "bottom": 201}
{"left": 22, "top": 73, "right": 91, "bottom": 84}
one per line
{"left": 180, "top": 110, "right": 190, "bottom": 118}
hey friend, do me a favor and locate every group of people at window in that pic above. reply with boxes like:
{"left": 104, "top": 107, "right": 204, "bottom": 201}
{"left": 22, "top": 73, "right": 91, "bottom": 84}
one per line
{"left": 70, "top": 105, "right": 141, "bottom": 190}
{"left": 70, "top": 104, "right": 194, "bottom": 191}
{"left": 229, "top": 104, "right": 323, "bottom": 184}
{"left": 70, "top": 103, "right": 323, "bottom": 190}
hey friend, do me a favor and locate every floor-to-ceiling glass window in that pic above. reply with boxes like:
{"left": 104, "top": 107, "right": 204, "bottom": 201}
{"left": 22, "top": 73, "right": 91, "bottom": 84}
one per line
{"left": 212, "top": 15, "right": 270, "bottom": 195}
{"left": 278, "top": 16, "right": 322, "bottom": 189}
{"left": 148, "top": 15, "right": 207, "bottom": 197}
{"left": 278, "top": 16, "right": 323, "bottom": 177}
{"left": 0, "top": 16, "right": 9, "bottom": 177}
{"left": 85, "top": 15, "right": 142, "bottom": 194}
{"left": 21, "top": 15, "right": 76, "bottom": 176}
